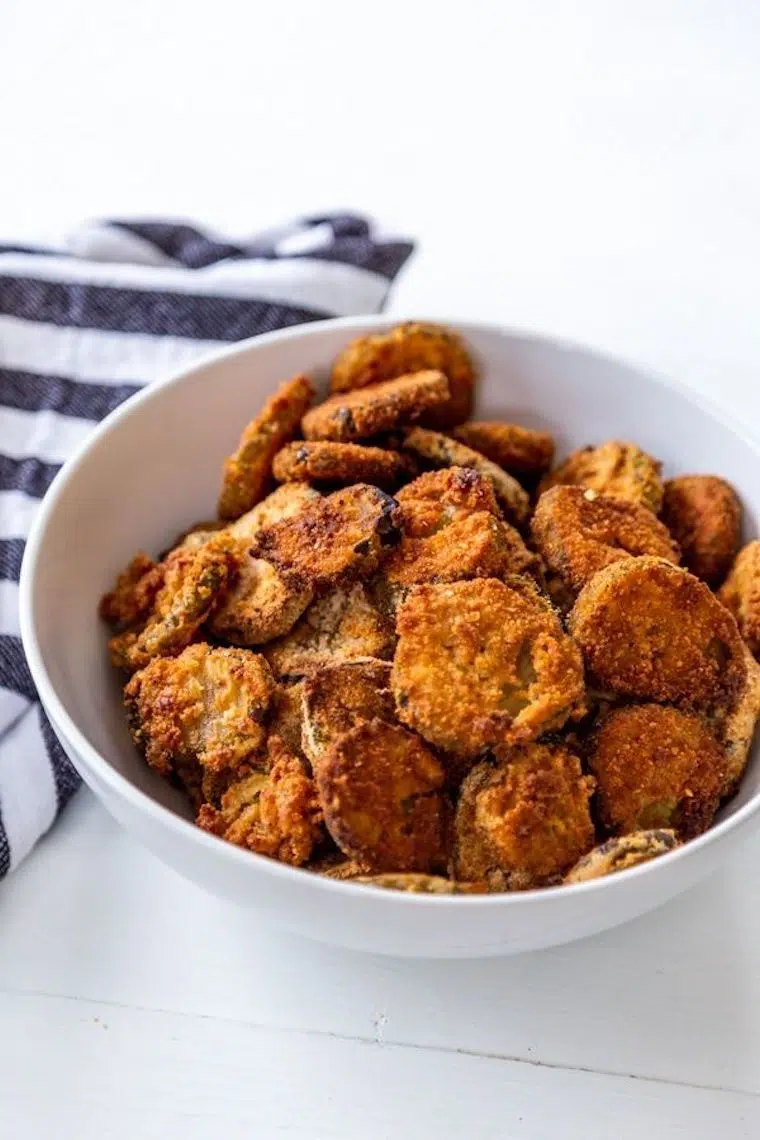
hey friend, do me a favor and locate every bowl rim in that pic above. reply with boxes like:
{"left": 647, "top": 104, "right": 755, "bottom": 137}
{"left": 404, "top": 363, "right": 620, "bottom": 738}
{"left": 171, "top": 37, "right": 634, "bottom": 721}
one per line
{"left": 19, "top": 313, "right": 760, "bottom": 908}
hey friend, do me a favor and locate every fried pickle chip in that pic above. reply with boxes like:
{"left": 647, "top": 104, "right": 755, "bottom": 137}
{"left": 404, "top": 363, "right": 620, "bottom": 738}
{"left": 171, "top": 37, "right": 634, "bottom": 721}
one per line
{"left": 378, "top": 471, "right": 536, "bottom": 604}
{"left": 710, "top": 643, "right": 760, "bottom": 795}
{"left": 124, "top": 643, "right": 274, "bottom": 792}
{"left": 251, "top": 483, "right": 401, "bottom": 590}
{"left": 197, "top": 737, "right": 323, "bottom": 865}
{"left": 99, "top": 553, "right": 165, "bottom": 632}
{"left": 719, "top": 541, "right": 760, "bottom": 655}
{"left": 218, "top": 374, "right": 315, "bottom": 520}
{"left": 402, "top": 428, "right": 530, "bottom": 526}
{"left": 564, "top": 830, "right": 679, "bottom": 884}
{"left": 269, "top": 681, "right": 307, "bottom": 758}
{"left": 316, "top": 718, "right": 451, "bottom": 872}
{"left": 451, "top": 421, "right": 555, "bottom": 475}
{"left": 109, "top": 537, "right": 235, "bottom": 672}
{"left": 661, "top": 475, "right": 741, "bottom": 585}
{"left": 208, "top": 541, "right": 313, "bottom": 646}
{"left": 569, "top": 557, "right": 746, "bottom": 706}
{"left": 302, "top": 370, "right": 450, "bottom": 443}
{"left": 396, "top": 466, "right": 502, "bottom": 533}
{"left": 383, "top": 511, "right": 538, "bottom": 593}
{"left": 588, "top": 704, "right": 727, "bottom": 839}
{"left": 352, "top": 874, "right": 487, "bottom": 894}
{"left": 541, "top": 440, "right": 664, "bottom": 513}
{"left": 452, "top": 744, "right": 595, "bottom": 888}
{"left": 271, "top": 440, "right": 413, "bottom": 489}
{"left": 301, "top": 659, "right": 394, "bottom": 768}
{"left": 264, "top": 583, "right": 395, "bottom": 679}
{"left": 531, "top": 486, "right": 680, "bottom": 594}
{"left": 392, "top": 579, "right": 586, "bottom": 760}
{"left": 330, "top": 321, "right": 475, "bottom": 428}
{"left": 164, "top": 519, "right": 227, "bottom": 555}
{"left": 309, "top": 853, "right": 371, "bottom": 880}
{"left": 227, "top": 482, "right": 321, "bottom": 541}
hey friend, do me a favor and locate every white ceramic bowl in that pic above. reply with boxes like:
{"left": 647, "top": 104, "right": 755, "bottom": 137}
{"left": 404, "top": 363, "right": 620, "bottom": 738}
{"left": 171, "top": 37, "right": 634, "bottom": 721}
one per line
{"left": 20, "top": 316, "right": 760, "bottom": 958}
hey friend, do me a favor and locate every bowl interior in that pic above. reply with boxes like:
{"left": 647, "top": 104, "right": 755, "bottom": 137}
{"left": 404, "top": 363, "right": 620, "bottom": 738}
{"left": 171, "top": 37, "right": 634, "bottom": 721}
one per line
{"left": 24, "top": 318, "right": 760, "bottom": 829}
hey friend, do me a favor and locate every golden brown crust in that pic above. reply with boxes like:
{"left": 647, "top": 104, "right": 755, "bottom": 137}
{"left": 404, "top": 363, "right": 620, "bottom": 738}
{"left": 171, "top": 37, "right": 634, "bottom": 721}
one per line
{"left": 264, "top": 583, "right": 395, "bottom": 679}
{"left": 570, "top": 557, "right": 746, "bottom": 706}
{"left": 268, "top": 681, "right": 307, "bottom": 758}
{"left": 272, "top": 440, "right": 413, "bottom": 488}
{"left": 99, "top": 554, "right": 165, "bottom": 632}
{"left": 308, "top": 853, "right": 372, "bottom": 880}
{"left": 531, "top": 486, "right": 680, "bottom": 595}
{"left": 124, "top": 643, "right": 274, "bottom": 785}
{"left": 564, "top": 830, "right": 679, "bottom": 884}
{"left": 109, "top": 537, "right": 236, "bottom": 672}
{"left": 302, "top": 370, "right": 450, "bottom": 443}
{"left": 164, "top": 520, "right": 227, "bottom": 555}
{"left": 301, "top": 659, "right": 394, "bottom": 768}
{"left": 208, "top": 541, "right": 313, "bottom": 646}
{"left": 227, "top": 482, "right": 321, "bottom": 541}
{"left": 218, "top": 374, "right": 315, "bottom": 520}
{"left": 250, "top": 483, "right": 401, "bottom": 591}
{"left": 196, "top": 771, "right": 268, "bottom": 843}
{"left": 710, "top": 643, "right": 760, "bottom": 794}
{"left": 661, "top": 475, "right": 740, "bottom": 585}
{"left": 452, "top": 745, "right": 595, "bottom": 887}
{"left": 330, "top": 321, "right": 475, "bottom": 428}
{"left": 452, "top": 421, "right": 555, "bottom": 474}
{"left": 541, "top": 440, "right": 664, "bottom": 513}
{"left": 383, "top": 511, "right": 538, "bottom": 593}
{"left": 396, "top": 466, "right": 502, "bottom": 532}
{"left": 197, "top": 737, "right": 323, "bottom": 865}
{"left": 402, "top": 428, "right": 530, "bottom": 526}
{"left": 588, "top": 704, "right": 727, "bottom": 839}
{"left": 719, "top": 541, "right": 760, "bottom": 655}
{"left": 316, "top": 718, "right": 451, "bottom": 872}
{"left": 392, "top": 579, "right": 586, "bottom": 761}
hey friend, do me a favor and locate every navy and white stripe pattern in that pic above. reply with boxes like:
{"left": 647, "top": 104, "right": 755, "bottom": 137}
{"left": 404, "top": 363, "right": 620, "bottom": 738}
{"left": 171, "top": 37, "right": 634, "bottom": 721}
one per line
{"left": 0, "top": 215, "right": 413, "bottom": 877}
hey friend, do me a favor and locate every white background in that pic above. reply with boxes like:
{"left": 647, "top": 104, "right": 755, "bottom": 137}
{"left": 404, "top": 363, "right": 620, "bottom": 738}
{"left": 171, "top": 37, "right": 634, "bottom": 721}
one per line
{"left": 3, "top": 2, "right": 760, "bottom": 1136}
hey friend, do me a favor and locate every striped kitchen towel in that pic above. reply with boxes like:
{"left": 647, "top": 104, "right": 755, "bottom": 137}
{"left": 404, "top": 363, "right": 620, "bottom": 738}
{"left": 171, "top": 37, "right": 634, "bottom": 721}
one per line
{"left": 0, "top": 215, "right": 414, "bottom": 877}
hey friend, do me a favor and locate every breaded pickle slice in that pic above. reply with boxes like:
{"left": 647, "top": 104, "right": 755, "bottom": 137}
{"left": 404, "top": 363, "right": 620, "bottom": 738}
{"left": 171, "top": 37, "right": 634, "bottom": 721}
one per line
{"left": 264, "top": 583, "right": 395, "bottom": 679}
{"left": 330, "top": 321, "right": 475, "bottom": 428}
{"left": 541, "top": 440, "right": 663, "bottom": 513}
{"left": 218, "top": 374, "right": 315, "bottom": 519}
{"left": 569, "top": 557, "right": 745, "bottom": 706}
{"left": 588, "top": 704, "right": 727, "bottom": 839}
{"left": 124, "top": 643, "right": 274, "bottom": 791}
{"left": 197, "top": 736, "right": 323, "bottom": 865}
{"left": 302, "top": 371, "right": 450, "bottom": 442}
{"left": 109, "top": 537, "right": 235, "bottom": 672}
{"left": 209, "top": 542, "right": 313, "bottom": 646}
{"left": 392, "top": 578, "right": 585, "bottom": 760}
{"left": 452, "top": 420, "right": 554, "bottom": 474}
{"left": 302, "top": 659, "right": 394, "bottom": 767}
{"left": 227, "top": 482, "right": 321, "bottom": 541}
{"left": 272, "top": 440, "right": 413, "bottom": 488}
{"left": 564, "top": 830, "right": 679, "bottom": 884}
{"left": 452, "top": 744, "right": 595, "bottom": 888}
{"left": 251, "top": 483, "right": 401, "bottom": 590}
{"left": 719, "top": 541, "right": 760, "bottom": 656}
{"left": 531, "top": 485, "right": 679, "bottom": 594}
{"left": 403, "top": 428, "right": 530, "bottom": 526}
{"left": 662, "top": 475, "right": 740, "bottom": 585}
{"left": 316, "top": 719, "right": 451, "bottom": 873}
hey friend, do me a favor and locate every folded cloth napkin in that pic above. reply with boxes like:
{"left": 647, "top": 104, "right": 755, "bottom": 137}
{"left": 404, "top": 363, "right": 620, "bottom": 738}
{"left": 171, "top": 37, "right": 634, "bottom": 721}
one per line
{"left": 0, "top": 214, "right": 413, "bottom": 877}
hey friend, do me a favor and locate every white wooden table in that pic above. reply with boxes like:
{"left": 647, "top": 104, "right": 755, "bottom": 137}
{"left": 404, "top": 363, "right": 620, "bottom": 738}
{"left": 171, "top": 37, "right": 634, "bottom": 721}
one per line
{"left": 3, "top": 4, "right": 760, "bottom": 1136}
